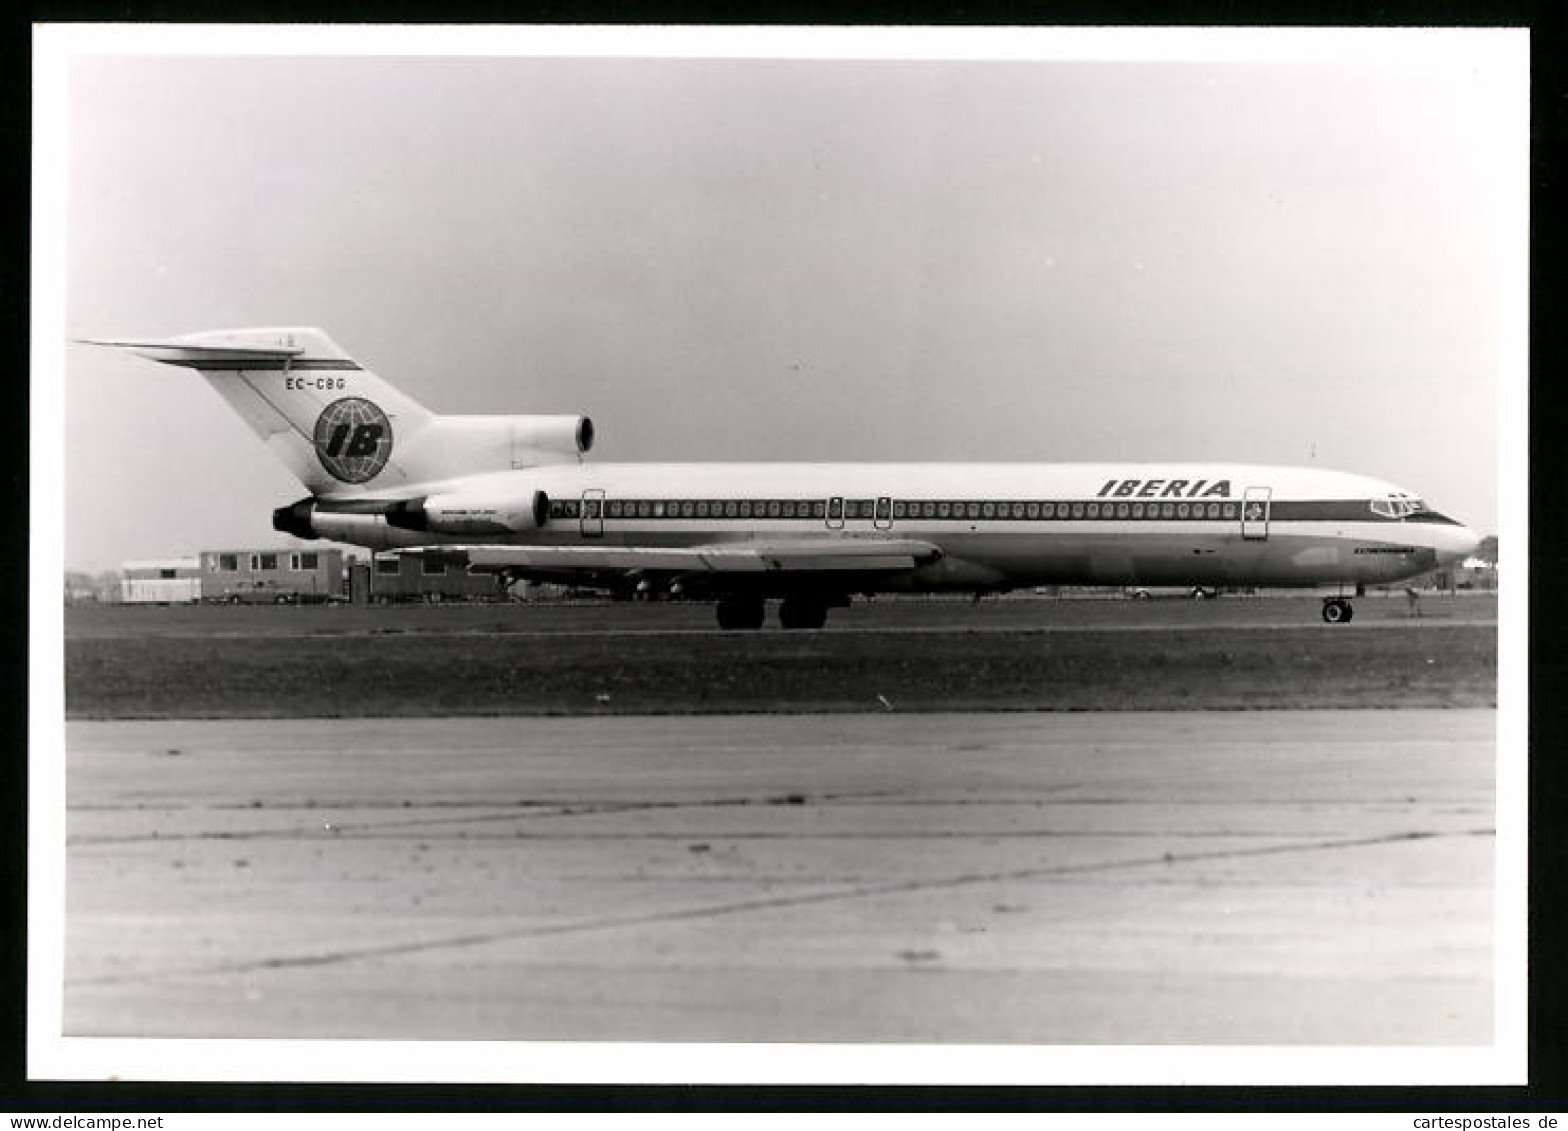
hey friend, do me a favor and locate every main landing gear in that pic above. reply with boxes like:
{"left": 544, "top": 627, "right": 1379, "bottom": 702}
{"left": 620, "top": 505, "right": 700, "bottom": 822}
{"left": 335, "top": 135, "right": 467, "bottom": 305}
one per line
{"left": 714, "top": 595, "right": 831, "bottom": 630}
{"left": 715, "top": 595, "right": 766, "bottom": 631}
{"left": 778, "top": 596, "right": 829, "bottom": 630}
{"left": 1321, "top": 597, "right": 1355, "bottom": 624}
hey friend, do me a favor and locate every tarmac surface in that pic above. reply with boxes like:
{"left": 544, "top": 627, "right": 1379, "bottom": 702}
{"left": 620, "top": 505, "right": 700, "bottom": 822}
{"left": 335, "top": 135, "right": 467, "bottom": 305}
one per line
{"left": 64, "top": 593, "right": 1498, "bottom": 717}
{"left": 63, "top": 709, "right": 1496, "bottom": 1047}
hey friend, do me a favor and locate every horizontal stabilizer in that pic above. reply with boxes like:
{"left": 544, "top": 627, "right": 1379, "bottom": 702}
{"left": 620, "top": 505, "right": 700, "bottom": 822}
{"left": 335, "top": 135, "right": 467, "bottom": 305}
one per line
{"left": 77, "top": 336, "right": 306, "bottom": 365}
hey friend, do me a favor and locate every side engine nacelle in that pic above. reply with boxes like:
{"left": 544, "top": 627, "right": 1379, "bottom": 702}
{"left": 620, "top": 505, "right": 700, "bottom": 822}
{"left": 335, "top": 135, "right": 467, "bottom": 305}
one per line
{"left": 272, "top": 499, "right": 403, "bottom": 548}
{"left": 273, "top": 487, "right": 551, "bottom": 542}
{"left": 384, "top": 487, "right": 551, "bottom": 536}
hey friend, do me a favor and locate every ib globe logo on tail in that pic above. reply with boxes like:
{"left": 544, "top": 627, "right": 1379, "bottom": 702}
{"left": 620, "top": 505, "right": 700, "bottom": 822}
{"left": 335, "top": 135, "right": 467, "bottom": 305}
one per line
{"left": 313, "top": 397, "right": 392, "bottom": 484}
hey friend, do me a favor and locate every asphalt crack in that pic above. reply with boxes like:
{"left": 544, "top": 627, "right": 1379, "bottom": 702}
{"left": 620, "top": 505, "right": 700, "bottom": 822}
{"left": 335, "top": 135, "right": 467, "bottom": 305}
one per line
{"left": 71, "top": 826, "right": 1493, "bottom": 988}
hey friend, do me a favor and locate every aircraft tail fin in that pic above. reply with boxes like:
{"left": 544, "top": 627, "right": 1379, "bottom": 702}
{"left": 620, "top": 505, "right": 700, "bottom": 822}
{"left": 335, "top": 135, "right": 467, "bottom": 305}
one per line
{"left": 82, "top": 327, "right": 595, "bottom": 496}
{"left": 81, "top": 324, "right": 442, "bottom": 495}
{"left": 80, "top": 328, "right": 438, "bottom": 496}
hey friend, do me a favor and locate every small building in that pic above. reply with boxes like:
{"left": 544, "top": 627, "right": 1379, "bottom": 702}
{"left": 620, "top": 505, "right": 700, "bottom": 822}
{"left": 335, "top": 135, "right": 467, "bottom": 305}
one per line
{"left": 355, "top": 552, "right": 503, "bottom": 603}
{"left": 120, "top": 558, "right": 202, "bottom": 604}
{"left": 1456, "top": 556, "right": 1499, "bottom": 591}
{"left": 201, "top": 548, "right": 345, "bottom": 603}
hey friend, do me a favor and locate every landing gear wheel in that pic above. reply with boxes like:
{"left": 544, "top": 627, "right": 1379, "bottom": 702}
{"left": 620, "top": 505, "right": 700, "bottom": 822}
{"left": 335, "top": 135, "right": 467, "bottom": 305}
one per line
{"left": 1322, "top": 598, "right": 1354, "bottom": 624}
{"left": 716, "top": 596, "right": 765, "bottom": 630}
{"left": 779, "top": 596, "right": 829, "bottom": 630}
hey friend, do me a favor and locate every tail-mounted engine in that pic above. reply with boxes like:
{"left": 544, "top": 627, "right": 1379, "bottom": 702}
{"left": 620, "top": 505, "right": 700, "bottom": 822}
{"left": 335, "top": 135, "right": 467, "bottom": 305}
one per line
{"left": 273, "top": 485, "right": 551, "bottom": 541}
{"left": 512, "top": 415, "right": 593, "bottom": 457}
{"left": 385, "top": 488, "right": 550, "bottom": 536}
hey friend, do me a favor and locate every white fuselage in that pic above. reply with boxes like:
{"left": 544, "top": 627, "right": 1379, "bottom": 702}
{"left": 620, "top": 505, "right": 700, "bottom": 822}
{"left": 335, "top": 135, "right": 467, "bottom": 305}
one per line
{"left": 310, "top": 460, "right": 1479, "bottom": 592}
{"left": 88, "top": 328, "right": 1484, "bottom": 623}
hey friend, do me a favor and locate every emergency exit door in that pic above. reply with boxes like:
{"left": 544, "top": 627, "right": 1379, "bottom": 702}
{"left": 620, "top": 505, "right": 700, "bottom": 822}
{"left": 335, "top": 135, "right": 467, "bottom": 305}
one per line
{"left": 1241, "top": 486, "right": 1271, "bottom": 541}
{"left": 580, "top": 488, "right": 605, "bottom": 538}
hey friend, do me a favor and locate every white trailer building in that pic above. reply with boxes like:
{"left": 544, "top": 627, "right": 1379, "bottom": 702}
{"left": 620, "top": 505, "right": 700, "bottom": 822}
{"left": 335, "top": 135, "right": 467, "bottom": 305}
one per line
{"left": 119, "top": 558, "right": 202, "bottom": 604}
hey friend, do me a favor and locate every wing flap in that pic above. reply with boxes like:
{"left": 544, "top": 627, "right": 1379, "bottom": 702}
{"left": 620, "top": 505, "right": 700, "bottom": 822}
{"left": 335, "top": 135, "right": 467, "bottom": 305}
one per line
{"left": 440, "top": 537, "right": 941, "bottom": 575}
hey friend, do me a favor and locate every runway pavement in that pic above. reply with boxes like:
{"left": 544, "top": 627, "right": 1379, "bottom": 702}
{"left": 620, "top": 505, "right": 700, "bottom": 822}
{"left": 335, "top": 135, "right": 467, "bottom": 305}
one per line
{"left": 62, "top": 710, "right": 1495, "bottom": 1048}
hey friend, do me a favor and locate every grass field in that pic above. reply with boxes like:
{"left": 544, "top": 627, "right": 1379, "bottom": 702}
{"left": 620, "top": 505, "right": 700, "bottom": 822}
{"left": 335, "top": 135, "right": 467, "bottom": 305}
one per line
{"left": 61, "top": 593, "right": 1498, "bottom": 717}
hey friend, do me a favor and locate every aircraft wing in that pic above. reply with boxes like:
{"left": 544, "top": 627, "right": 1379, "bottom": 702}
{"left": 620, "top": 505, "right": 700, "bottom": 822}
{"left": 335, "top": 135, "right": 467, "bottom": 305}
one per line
{"left": 435, "top": 537, "right": 943, "bottom": 576}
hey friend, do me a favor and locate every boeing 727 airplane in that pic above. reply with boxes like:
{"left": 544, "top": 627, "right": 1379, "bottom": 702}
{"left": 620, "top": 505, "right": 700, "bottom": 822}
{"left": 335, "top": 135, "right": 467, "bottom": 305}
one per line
{"left": 84, "top": 327, "right": 1482, "bottom": 629}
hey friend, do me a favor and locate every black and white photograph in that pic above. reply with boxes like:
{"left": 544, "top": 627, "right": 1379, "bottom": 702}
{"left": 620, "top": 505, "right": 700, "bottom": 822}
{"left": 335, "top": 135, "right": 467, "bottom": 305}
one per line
{"left": 32, "top": 25, "right": 1525, "bottom": 1087}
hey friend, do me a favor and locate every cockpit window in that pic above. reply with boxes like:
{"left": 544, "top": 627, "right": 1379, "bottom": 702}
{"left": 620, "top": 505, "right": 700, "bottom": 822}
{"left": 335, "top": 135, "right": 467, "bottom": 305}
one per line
{"left": 1369, "top": 494, "right": 1427, "bottom": 519}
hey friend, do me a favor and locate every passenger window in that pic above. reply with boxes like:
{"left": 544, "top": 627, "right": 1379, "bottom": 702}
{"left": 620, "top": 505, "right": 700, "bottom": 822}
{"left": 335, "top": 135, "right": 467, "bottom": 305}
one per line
{"left": 981, "top": 502, "right": 996, "bottom": 518}
{"left": 1086, "top": 503, "right": 1100, "bottom": 518}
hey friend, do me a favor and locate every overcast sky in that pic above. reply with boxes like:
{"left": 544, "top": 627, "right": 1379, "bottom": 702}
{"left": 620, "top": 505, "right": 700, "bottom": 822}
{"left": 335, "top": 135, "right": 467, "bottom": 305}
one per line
{"left": 40, "top": 28, "right": 1526, "bottom": 572}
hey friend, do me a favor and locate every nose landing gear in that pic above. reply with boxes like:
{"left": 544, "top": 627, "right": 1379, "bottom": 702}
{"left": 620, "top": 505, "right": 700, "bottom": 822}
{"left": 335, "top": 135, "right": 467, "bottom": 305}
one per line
{"left": 1321, "top": 597, "right": 1355, "bottom": 624}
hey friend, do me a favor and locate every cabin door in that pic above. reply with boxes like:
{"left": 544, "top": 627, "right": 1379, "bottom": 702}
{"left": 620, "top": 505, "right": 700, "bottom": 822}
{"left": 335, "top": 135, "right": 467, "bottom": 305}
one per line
{"left": 825, "top": 496, "right": 845, "bottom": 530}
{"left": 1241, "top": 486, "right": 1271, "bottom": 541}
{"left": 580, "top": 488, "right": 605, "bottom": 538}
